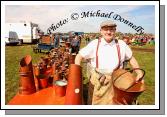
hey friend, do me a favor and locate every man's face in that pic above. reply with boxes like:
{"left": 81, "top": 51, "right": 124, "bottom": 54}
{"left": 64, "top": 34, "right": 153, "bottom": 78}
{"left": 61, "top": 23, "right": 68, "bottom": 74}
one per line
{"left": 100, "top": 26, "right": 116, "bottom": 43}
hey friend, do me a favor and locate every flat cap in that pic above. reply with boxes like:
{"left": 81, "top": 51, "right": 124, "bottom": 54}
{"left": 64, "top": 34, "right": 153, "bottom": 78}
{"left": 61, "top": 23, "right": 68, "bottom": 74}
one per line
{"left": 100, "top": 20, "right": 117, "bottom": 28}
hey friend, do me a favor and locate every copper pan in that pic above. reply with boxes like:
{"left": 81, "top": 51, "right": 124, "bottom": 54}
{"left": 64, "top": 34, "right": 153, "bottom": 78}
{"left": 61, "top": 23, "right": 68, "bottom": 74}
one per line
{"left": 112, "top": 68, "right": 146, "bottom": 105}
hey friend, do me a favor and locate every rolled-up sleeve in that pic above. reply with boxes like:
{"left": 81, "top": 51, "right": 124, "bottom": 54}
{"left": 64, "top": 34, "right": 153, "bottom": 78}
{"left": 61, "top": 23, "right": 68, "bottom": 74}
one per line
{"left": 125, "top": 44, "right": 132, "bottom": 60}
{"left": 79, "top": 39, "right": 97, "bottom": 59}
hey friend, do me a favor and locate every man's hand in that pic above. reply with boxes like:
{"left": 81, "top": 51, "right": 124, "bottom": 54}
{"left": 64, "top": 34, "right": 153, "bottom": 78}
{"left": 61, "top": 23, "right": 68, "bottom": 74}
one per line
{"left": 99, "top": 75, "right": 106, "bottom": 85}
{"left": 99, "top": 75, "right": 111, "bottom": 85}
{"left": 129, "top": 57, "right": 145, "bottom": 84}
{"left": 135, "top": 71, "right": 144, "bottom": 83}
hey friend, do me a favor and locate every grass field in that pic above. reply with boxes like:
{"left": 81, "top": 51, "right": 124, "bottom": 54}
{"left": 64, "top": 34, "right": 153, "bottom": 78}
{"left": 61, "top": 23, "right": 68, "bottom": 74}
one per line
{"left": 5, "top": 42, "right": 155, "bottom": 105}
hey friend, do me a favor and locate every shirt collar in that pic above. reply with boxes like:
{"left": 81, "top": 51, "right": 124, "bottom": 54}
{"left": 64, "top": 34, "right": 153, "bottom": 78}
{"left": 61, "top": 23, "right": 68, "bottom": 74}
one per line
{"left": 100, "top": 38, "right": 116, "bottom": 46}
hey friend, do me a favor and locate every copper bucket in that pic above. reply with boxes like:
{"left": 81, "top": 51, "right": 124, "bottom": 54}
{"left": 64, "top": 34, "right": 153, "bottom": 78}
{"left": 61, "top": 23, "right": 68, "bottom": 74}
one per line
{"left": 53, "top": 80, "right": 67, "bottom": 97}
{"left": 112, "top": 68, "right": 146, "bottom": 105}
{"left": 37, "top": 74, "right": 49, "bottom": 89}
{"left": 65, "top": 64, "right": 82, "bottom": 105}
{"left": 19, "top": 55, "right": 36, "bottom": 95}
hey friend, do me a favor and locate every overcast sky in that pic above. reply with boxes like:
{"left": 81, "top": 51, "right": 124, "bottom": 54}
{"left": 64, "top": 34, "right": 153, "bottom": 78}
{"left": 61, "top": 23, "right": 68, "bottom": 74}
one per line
{"left": 5, "top": 5, "right": 155, "bottom": 34}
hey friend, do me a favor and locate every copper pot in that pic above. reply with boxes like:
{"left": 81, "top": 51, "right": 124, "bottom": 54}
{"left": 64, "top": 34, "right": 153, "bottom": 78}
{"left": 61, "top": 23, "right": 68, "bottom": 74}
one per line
{"left": 53, "top": 80, "right": 67, "bottom": 97}
{"left": 19, "top": 55, "right": 36, "bottom": 95}
{"left": 38, "top": 74, "right": 49, "bottom": 89}
{"left": 112, "top": 68, "right": 146, "bottom": 105}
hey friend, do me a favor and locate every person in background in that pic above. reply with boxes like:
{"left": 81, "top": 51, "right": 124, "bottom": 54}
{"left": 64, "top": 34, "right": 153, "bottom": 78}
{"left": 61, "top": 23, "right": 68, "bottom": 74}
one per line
{"left": 149, "top": 37, "right": 155, "bottom": 45}
{"left": 71, "top": 32, "right": 81, "bottom": 54}
{"left": 54, "top": 34, "right": 59, "bottom": 48}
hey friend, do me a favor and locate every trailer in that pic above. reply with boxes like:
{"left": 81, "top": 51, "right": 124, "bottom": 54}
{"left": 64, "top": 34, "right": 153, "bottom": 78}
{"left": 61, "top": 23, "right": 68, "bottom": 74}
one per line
{"left": 33, "top": 34, "right": 55, "bottom": 53}
{"left": 5, "top": 31, "right": 23, "bottom": 46}
{"left": 5, "top": 21, "right": 40, "bottom": 44}
{"left": 33, "top": 33, "right": 70, "bottom": 53}
{"left": 33, "top": 43, "right": 54, "bottom": 53}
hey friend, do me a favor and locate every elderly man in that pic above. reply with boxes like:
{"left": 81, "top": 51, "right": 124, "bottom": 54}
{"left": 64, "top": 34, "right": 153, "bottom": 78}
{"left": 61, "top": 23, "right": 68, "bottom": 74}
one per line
{"left": 75, "top": 20, "right": 143, "bottom": 105}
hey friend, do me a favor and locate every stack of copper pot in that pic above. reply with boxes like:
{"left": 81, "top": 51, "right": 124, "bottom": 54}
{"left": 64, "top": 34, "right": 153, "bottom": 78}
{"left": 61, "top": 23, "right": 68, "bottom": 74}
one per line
{"left": 18, "top": 41, "right": 83, "bottom": 104}
{"left": 49, "top": 41, "right": 77, "bottom": 81}
{"left": 33, "top": 56, "right": 53, "bottom": 90}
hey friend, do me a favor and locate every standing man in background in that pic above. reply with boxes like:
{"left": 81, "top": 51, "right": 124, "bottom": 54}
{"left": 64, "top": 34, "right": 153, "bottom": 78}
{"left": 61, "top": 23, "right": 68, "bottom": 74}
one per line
{"left": 71, "top": 32, "right": 81, "bottom": 54}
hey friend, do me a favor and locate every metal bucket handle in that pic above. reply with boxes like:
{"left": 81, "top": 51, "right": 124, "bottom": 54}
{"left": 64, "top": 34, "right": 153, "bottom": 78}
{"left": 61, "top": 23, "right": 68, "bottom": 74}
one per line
{"left": 113, "top": 68, "right": 145, "bottom": 91}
